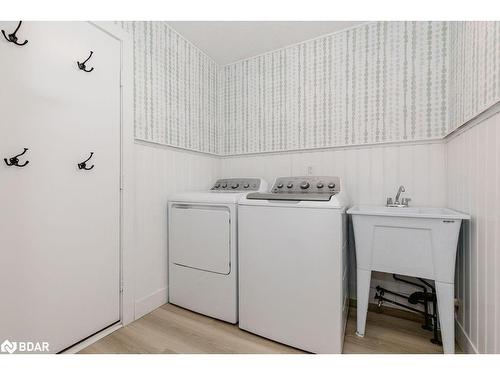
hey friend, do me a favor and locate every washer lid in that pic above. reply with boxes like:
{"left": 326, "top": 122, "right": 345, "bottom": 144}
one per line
{"left": 241, "top": 176, "right": 348, "bottom": 206}
{"left": 239, "top": 191, "right": 349, "bottom": 209}
{"left": 246, "top": 192, "right": 336, "bottom": 202}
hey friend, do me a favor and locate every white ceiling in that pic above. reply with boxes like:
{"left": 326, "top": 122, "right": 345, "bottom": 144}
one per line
{"left": 166, "top": 21, "right": 366, "bottom": 65}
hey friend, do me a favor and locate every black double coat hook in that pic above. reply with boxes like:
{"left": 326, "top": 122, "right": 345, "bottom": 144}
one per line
{"left": 2, "top": 21, "right": 28, "bottom": 46}
{"left": 4, "top": 148, "right": 29, "bottom": 167}
{"left": 78, "top": 152, "right": 95, "bottom": 170}
{"left": 77, "top": 51, "right": 94, "bottom": 72}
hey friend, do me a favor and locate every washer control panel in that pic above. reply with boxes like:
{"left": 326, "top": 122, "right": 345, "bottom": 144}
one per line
{"left": 211, "top": 178, "right": 262, "bottom": 191}
{"left": 271, "top": 176, "right": 340, "bottom": 194}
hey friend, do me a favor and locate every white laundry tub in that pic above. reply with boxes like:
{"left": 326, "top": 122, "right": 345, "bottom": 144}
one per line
{"left": 347, "top": 205, "right": 470, "bottom": 354}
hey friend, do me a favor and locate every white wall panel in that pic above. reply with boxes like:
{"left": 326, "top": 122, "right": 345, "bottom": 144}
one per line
{"left": 447, "top": 111, "right": 500, "bottom": 354}
{"left": 134, "top": 143, "right": 219, "bottom": 318}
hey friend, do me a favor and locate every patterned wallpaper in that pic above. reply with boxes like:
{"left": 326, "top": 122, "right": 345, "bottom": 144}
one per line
{"left": 117, "top": 21, "right": 219, "bottom": 154}
{"left": 116, "top": 21, "right": 498, "bottom": 156}
{"left": 217, "top": 21, "right": 450, "bottom": 155}
{"left": 448, "top": 21, "right": 500, "bottom": 132}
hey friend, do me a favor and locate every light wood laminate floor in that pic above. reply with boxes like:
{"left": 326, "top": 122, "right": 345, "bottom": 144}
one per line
{"left": 79, "top": 303, "right": 460, "bottom": 354}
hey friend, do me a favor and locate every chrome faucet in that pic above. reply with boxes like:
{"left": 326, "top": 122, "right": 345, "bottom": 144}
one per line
{"left": 395, "top": 185, "right": 405, "bottom": 204}
{"left": 387, "top": 185, "right": 411, "bottom": 207}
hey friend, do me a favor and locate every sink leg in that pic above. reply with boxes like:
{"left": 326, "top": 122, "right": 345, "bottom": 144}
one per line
{"left": 356, "top": 268, "right": 371, "bottom": 337}
{"left": 435, "top": 281, "right": 455, "bottom": 354}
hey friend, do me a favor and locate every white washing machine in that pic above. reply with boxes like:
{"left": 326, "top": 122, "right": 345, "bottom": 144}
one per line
{"left": 238, "top": 176, "right": 349, "bottom": 353}
{"left": 168, "top": 178, "right": 267, "bottom": 323}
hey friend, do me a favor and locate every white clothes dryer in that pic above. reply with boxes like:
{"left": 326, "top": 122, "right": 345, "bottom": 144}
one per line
{"left": 168, "top": 178, "right": 267, "bottom": 323}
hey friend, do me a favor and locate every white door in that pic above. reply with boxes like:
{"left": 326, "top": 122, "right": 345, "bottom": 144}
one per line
{"left": 0, "top": 22, "right": 121, "bottom": 353}
{"left": 170, "top": 204, "right": 231, "bottom": 274}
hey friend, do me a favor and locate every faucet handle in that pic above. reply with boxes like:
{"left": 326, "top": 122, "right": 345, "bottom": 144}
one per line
{"left": 402, "top": 197, "right": 411, "bottom": 206}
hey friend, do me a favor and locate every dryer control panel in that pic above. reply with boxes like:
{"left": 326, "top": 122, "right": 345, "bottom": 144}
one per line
{"left": 211, "top": 178, "right": 263, "bottom": 191}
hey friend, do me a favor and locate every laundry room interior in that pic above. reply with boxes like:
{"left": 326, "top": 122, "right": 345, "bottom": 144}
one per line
{"left": 1, "top": 3, "right": 500, "bottom": 363}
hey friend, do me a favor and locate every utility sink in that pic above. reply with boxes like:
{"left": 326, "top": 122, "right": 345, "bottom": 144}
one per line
{"left": 347, "top": 205, "right": 469, "bottom": 220}
{"left": 347, "top": 205, "right": 470, "bottom": 354}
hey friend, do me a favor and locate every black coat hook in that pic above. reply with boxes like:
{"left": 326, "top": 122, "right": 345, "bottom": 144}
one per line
{"left": 2, "top": 21, "right": 28, "bottom": 46}
{"left": 77, "top": 51, "right": 94, "bottom": 72}
{"left": 4, "top": 148, "right": 29, "bottom": 167}
{"left": 78, "top": 152, "right": 94, "bottom": 170}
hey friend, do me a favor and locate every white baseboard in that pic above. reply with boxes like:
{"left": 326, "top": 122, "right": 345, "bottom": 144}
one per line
{"left": 455, "top": 319, "right": 478, "bottom": 354}
{"left": 134, "top": 287, "right": 168, "bottom": 319}
{"left": 62, "top": 322, "right": 122, "bottom": 354}
{"left": 65, "top": 287, "right": 168, "bottom": 353}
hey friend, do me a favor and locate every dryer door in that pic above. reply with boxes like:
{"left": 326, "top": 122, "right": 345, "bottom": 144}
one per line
{"left": 169, "top": 204, "right": 231, "bottom": 274}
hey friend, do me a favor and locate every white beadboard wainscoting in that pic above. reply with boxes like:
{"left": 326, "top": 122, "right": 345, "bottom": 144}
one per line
{"left": 220, "top": 142, "right": 446, "bottom": 207}
{"left": 134, "top": 142, "right": 219, "bottom": 318}
{"left": 447, "top": 108, "right": 500, "bottom": 354}
{"left": 220, "top": 141, "right": 447, "bottom": 310}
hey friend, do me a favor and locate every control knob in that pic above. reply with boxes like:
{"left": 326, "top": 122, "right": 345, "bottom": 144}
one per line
{"left": 277, "top": 183, "right": 284, "bottom": 188}
{"left": 231, "top": 183, "right": 239, "bottom": 189}
{"left": 300, "top": 181, "right": 310, "bottom": 189}
{"left": 222, "top": 183, "right": 227, "bottom": 188}
{"left": 316, "top": 182, "right": 324, "bottom": 189}
{"left": 328, "top": 183, "right": 335, "bottom": 189}
{"left": 243, "top": 183, "right": 250, "bottom": 188}
{"left": 287, "top": 183, "right": 293, "bottom": 189}
{"left": 214, "top": 183, "right": 221, "bottom": 189}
